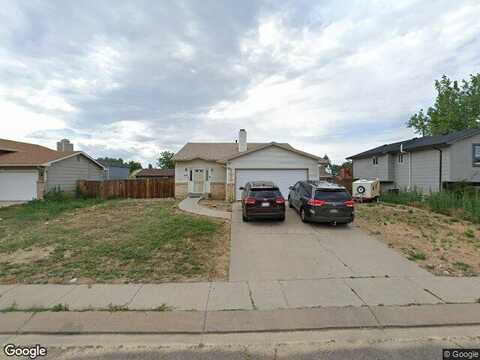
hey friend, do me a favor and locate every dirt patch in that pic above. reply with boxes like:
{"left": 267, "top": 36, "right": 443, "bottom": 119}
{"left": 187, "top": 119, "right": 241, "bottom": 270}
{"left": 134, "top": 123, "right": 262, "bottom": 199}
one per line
{"left": 199, "top": 199, "right": 232, "bottom": 212}
{"left": 355, "top": 203, "right": 480, "bottom": 276}
{"left": 1, "top": 246, "right": 54, "bottom": 265}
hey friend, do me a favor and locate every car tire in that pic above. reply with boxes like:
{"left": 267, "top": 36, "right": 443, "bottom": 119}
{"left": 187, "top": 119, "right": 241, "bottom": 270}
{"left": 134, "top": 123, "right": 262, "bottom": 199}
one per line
{"left": 279, "top": 215, "right": 285, "bottom": 222}
{"left": 300, "top": 207, "right": 308, "bottom": 223}
{"left": 242, "top": 214, "right": 249, "bottom": 222}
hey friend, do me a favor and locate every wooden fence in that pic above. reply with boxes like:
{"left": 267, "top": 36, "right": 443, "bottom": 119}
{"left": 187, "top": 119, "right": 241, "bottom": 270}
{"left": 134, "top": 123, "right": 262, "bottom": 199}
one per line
{"left": 77, "top": 179, "right": 174, "bottom": 199}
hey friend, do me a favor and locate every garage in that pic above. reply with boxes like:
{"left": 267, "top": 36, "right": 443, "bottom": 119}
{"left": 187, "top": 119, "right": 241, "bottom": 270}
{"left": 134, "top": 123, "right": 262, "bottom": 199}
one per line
{"left": 0, "top": 171, "right": 38, "bottom": 201}
{"left": 235, "top": 169, "right": 308, "bottom": 200}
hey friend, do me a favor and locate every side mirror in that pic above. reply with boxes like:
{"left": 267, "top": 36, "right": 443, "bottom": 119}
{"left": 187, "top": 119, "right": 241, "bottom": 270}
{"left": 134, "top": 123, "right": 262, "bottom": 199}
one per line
{"left": 288, "top": 186, "right": 293, "bottom": 190}
{"left": 239, "top": 187, "right": 245, "bottom": 190}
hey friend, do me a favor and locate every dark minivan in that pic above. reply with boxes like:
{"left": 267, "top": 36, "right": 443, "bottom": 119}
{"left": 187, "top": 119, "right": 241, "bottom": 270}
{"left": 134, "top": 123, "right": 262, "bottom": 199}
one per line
{"left": 288, "top": 181, "right": 354, "bottom": 224}
{"left": 239, "top": 181, "right": 286, "bottom": 222}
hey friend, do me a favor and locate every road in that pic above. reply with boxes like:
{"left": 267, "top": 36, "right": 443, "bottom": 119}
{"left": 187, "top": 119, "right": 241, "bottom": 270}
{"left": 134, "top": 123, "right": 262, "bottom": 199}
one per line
{"left": 3, "top": 326, "right": 479, "bottom": 359}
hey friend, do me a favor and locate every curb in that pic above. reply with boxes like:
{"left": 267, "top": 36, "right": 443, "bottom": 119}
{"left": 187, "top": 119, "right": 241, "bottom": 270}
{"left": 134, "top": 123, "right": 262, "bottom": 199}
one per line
{"left": 1, "top": 303, "right": 479, "bottom": 335}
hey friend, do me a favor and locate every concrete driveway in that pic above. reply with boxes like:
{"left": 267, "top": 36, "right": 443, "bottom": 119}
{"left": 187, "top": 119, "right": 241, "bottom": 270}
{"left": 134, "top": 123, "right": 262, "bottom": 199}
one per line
{"left": 229, "top": 203, "right": 432, "bottom": 281}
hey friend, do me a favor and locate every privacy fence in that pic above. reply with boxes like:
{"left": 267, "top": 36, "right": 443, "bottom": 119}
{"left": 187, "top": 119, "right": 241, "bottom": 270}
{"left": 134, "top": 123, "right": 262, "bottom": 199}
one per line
{"left": 77, "top": 179, "right": 174, "bottom": 199}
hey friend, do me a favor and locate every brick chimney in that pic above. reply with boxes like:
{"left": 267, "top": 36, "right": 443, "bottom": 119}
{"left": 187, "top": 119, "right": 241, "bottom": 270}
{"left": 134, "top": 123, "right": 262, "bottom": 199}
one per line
{"left": 57, "top": 139, "right": 74, "bottom": 151}
{"left": 238, "top": 129, "right": 247, "bottom": 152}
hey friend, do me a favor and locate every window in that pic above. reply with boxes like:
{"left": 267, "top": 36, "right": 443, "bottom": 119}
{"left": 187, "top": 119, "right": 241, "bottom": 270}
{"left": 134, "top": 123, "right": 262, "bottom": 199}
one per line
{"left": 205, "top": 169, "right": 209, "bottom": 181}
{"left": 189, "top": 170, "right": 193, "bottom": 181}
{"left": 398, "top": 154, "right": 404, "bottom": 163}
{"left": 473, "top": 144, "right": 480, "bottom": 166}
{"left": 372, "top": 157, "right": 378, "bottom": 166}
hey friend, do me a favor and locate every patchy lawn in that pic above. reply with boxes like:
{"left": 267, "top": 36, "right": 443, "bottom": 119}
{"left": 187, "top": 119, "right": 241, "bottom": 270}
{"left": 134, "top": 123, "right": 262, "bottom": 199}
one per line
{"left": 355, "top": 203, "right": 480, "bottom": 276}
{"left": 0, "top": 198, "right": 229, "bottom": 284}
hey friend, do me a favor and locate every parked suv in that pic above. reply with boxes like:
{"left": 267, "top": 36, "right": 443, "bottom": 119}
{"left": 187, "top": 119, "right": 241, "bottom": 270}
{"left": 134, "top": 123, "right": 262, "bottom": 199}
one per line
{"left": 288, "top": 181, "right": 354, "bottom": 224}
{"left": 239, "top": 181, "right": 286, "bottom": 222}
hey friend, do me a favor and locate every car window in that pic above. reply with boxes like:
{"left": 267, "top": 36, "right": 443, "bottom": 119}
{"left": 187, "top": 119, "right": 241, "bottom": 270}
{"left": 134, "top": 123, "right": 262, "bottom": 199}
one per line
{"left": 315, "top": 190, "right": 351, "bottom": 201}
{"left": 249, "top": 188, "right": 281, "bottom": 198}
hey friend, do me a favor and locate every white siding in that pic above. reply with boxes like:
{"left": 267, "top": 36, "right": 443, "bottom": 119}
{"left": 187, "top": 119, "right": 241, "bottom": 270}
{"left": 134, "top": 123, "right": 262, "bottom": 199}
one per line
{"left": 449, "top": 133, "right": 480, "bottom": 182}
{"left": 228, "top": 146, "right": 319, "bottom": 180}
{"left": 46, "top": 154, "right": 104, "bottom": 192}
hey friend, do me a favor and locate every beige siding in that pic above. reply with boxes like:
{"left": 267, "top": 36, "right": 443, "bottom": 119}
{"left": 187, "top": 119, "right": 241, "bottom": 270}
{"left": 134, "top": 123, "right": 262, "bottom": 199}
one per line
{"left": 175, "top": 160, "right": 226, "bottom": 183}
{"left": 46, "top": 154, "right": 104, "bottom": 192}
{"left": 228, "top": 146, "right": 319, "bottom": 180}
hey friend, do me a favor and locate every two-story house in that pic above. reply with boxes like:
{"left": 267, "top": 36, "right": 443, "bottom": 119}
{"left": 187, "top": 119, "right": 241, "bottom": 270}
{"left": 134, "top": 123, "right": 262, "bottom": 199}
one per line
{"left": 348, "top": 128, "right": 480, "bottom": 193}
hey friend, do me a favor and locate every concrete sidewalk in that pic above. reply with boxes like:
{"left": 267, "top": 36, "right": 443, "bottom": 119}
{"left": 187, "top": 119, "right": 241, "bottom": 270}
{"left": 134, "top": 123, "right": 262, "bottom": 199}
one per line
{"left": 1, "top": 277, "right": 479, "bottom": 312}
{"left": 178, "top": 197, "right": 231, "bottom": 220}
{"left": 1, "top": 303, "right": 480, "bottom": 335}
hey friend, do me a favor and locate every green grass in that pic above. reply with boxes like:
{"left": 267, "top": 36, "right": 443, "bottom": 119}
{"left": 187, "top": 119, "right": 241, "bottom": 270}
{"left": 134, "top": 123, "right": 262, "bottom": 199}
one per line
{"left": 0, "top": 198, "right": 226, "bottom": 283}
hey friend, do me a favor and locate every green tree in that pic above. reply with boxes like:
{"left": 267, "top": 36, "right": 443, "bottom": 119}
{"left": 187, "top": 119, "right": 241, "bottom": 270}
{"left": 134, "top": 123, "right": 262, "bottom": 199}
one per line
{"left": 157, "top": 151, "right": 175, "bottom": 169}
{"left": 96, "top": 157, "right": 126, "bottom": 166}
{"left": 127, "top": 160, "right": 142, "bottom": 174}
{"left": 407, "top": 74, "right": 480, "bottom": 136}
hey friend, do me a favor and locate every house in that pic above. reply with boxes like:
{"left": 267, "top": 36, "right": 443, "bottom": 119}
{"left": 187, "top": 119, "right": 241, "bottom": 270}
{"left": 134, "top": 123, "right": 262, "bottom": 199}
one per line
{"left": 100, "top": 163, "right": 130, "bottom": 180}
{"left": 0, "top": 138, "right": 105, "bottom": 201}
{"left": 173, "top": 129, "right": 328, "bottom": 201}
{"left": 135, "top": 168, "right": 174, "bottom": 179}
{"left": 348, "top": 128, "right": 480, "bottom": 193}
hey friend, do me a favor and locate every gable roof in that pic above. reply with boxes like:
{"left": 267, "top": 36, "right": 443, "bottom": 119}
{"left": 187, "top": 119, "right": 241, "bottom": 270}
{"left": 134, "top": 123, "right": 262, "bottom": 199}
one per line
{"left": 0, "top": 138, "right": 104, "bottom": 169}
{"left": 174, "top": 142, "right": 325, "bottom": 163}
{"left": 348, "top": 128, "right": 480, "bottom": 160}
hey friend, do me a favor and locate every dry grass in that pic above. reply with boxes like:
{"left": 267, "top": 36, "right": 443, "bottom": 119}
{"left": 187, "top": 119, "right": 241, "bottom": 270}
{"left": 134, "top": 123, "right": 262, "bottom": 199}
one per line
{"left": 0, "top": 199, "right": 230, "bottom": 284}
{"left": 355, "top": 203, "right": 480, "bottom": 276}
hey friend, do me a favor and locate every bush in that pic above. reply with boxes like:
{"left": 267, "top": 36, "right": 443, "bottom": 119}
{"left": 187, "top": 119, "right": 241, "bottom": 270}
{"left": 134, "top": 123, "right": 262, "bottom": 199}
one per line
{"left": 379, "top": 189, "right": 423, "bottom": 205}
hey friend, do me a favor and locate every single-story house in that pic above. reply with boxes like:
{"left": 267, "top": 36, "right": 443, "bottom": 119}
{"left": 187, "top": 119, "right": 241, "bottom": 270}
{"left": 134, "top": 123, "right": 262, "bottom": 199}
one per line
{"left": 348, "top": 128, "right": 480, "bottom": 193}
{"left": 135, "top": 168, "right": 174, "bottom": 179}
{"left": 173, "top": 129, "right": 328, "bottom": 201}
{"left": 100, "top": 163, "right": 130, "bottom": 180}
{"left": 0, "top": 138, "right": 105, "bottom": 201}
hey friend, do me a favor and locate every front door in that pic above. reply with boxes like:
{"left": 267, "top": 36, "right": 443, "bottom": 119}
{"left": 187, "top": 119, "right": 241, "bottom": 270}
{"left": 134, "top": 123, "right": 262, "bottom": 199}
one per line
{"left": 193, "top": 169, "right": 204, "bottom": 193}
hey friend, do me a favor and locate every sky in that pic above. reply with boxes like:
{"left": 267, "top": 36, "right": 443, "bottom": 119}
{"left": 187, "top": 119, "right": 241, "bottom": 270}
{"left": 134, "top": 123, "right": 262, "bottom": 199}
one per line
{"left": 1, "top": 0, "right": 480, "bottom": 166}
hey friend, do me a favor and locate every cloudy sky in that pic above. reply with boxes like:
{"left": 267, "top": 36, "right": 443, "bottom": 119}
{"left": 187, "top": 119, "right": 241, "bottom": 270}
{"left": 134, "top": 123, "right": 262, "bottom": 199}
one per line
{"left": 1, "top": 0, "right": 480, "bottom": 166}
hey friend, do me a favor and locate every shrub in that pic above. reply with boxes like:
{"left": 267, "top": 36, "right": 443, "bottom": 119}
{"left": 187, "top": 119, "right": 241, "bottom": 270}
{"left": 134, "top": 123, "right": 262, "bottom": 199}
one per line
{"left": 379, "top": 189, "right": 423, "bottom": 205}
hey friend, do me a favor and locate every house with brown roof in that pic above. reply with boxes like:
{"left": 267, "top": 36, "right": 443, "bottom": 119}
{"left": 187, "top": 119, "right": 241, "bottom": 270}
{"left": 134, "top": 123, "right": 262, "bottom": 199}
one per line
{"left": 173, "top": 129, "right": 328, "bottom": 201}
{"left": 135, "top": 168, "right": 174, "bottom": 179}
{"left": 0, "top": 138, "right": 105, "bottom": 201}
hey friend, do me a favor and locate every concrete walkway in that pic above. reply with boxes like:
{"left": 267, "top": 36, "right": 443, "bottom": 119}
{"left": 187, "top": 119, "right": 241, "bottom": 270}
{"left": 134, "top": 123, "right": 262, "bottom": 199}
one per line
{"left": 178, "top": 197, "right": 231, "bottom": 220}
{"left": 1, "top": 277, "right": 479, "bottom": 312}
{"left": 1, "top": 303, "right": 480, "bottom": 334}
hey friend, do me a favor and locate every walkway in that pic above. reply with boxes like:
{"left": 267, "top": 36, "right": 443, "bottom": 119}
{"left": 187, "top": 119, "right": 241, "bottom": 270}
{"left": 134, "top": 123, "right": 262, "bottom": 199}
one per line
{"left": 178, "top": 197, "right": 231, "bottom": 220}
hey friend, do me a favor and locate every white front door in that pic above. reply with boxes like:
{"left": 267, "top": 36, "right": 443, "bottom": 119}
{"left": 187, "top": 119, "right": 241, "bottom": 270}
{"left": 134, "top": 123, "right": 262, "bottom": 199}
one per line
{"left": 235, "top": 169, "right": 308, "bottom": 200}
{"left": 193, "top": 169, "right": 204, "bottom": 193}
{"left": 0, "top": 171, "right": 38, "bottom": 201}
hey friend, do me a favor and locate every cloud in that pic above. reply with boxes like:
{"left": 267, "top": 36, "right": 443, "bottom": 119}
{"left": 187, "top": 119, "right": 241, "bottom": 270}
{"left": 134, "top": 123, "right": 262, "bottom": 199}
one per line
{"left": 1, "top": 0, "right": 480, "bottom": 165}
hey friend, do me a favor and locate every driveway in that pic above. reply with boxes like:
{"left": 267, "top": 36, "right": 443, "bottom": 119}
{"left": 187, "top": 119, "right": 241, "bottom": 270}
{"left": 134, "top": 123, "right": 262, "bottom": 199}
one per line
{"left": 229, "top": 203, "right": 432, "bottom": 281}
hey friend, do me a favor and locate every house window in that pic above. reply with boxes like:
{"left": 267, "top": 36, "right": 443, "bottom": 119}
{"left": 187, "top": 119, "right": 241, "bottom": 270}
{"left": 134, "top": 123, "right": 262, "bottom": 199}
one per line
{"left": 372, "top": 157, "right": 378, "bottom": 166}
{"left": 398, "top": 154, "right": 404, "bottom": 163}
{"left": 189, "top": 170, "right": 193, "bottom": 181}
{"left": 473, "top": 144, "right": 480, "bottom": 166}
{"left": 205, "top": 169, "right": 209, "bottom": 181}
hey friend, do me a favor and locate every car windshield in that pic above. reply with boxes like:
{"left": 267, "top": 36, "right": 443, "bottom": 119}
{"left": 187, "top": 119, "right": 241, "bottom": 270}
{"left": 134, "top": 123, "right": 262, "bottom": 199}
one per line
{"left": 250, "top": 188, "right": 281, "bottom": 198}
{"left": 315, "top": 189, "right": 350, "bottom": 202}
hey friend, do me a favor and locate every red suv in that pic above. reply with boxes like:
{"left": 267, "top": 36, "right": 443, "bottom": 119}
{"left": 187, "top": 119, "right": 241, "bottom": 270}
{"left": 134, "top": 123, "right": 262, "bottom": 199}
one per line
{"left": 239, "top": 181, "right": 286, "bottom": 222}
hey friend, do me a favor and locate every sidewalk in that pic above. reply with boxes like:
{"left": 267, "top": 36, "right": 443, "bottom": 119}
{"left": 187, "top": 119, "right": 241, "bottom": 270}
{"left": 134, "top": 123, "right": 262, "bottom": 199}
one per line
{"left": 1, "top": 303, "right": 480, "bottom": 334}
{"left": 178, "top": 197, "right": 231, "bottom": 220}
{"left": 1, "top": 277, "right": 479, "bottom": 312}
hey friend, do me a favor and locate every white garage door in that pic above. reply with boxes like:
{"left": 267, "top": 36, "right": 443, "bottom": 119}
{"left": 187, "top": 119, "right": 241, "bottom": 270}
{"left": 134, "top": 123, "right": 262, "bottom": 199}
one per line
{"left": 235, "top": 169, "right": 308, "bottom": 200}
{"left": 0, "top": 171, "right": 38, "bottom": 201}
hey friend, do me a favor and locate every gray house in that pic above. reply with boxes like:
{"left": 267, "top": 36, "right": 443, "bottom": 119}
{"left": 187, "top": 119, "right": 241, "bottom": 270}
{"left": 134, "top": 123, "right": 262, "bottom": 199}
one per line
{"left": 348, "top": 128, "right": 480, "bottom": 193}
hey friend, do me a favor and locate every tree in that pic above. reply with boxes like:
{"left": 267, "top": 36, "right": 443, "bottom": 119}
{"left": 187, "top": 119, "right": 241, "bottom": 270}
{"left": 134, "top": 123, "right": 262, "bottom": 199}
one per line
{"left": 328, "top": 161, "right": 352, "bottom": 177}
{"left": 127, "top": 160, "right": 142, "bottom": 174}
{"left": 157, "top": 150, "right": 175, "bottom": 169}
{"left": 407, "top": 74, "right": 480, "bottom": 136}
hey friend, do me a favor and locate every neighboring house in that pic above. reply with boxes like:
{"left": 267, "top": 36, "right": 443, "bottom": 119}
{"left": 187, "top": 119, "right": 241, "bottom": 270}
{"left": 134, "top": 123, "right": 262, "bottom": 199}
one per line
{"left": 348, "top": 128, "right": 480, "bottom": 193}
{"left": 174, "top": 129, "right": 327, "bottom": 201}
{"left": 99, "top": 163, "right": 130, "bottom": 180}
{"left": 135, "top": 168, "right": 174, "bottom": 179}
{"left": 0, "top": 138, "right": 105, "bottom": 201}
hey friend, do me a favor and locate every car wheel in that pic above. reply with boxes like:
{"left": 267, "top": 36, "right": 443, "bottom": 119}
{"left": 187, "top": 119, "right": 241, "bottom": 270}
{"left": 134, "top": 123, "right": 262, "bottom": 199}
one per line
{"left": 279, "top": 215, "right": 285, "bottom": 222}
{"left": 288, "top": 197, "right": 293, "bottom": 208}
{"left": 242, "top": 213, "right": 249, "bottom": 222}
{"left": 300, "top": 207, "right": 308, "bottom": 223}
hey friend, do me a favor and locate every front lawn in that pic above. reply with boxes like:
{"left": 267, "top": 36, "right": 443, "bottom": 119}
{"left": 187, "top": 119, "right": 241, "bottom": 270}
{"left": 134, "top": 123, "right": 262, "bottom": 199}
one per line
{"left": 0, "top": 198, "right": 229, "bottom": 283}
{"left": 356, "top": 203, "right": 480, "bottom": 276}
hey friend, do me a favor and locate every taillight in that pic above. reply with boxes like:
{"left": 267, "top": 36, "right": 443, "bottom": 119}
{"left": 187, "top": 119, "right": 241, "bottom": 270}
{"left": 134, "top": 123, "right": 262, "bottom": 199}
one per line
{"left": 307, "top": 199, "right": 326, "bottom": 206}
{"left": 245, "top": 197, "right": 256, "bottom": 205}
{"left": 344, "top": 200, "right": 354, "bottom": 207}
{"left": 275, "top": 196, "right": 285, "bottom": 204}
